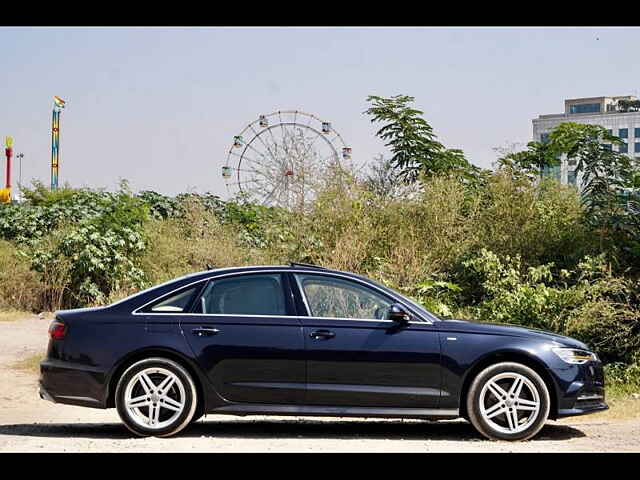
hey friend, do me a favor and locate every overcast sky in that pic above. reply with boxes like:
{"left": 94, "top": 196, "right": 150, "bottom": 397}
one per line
{"left": 1, "top": 26, "right": 639, "bottom": 198}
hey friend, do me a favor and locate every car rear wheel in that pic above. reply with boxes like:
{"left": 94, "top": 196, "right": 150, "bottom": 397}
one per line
{"left": 115, "top": 357, "right": 198, "bottom": 437}
{"left": 467, "top": 362, "right": 550, "bottom": 441}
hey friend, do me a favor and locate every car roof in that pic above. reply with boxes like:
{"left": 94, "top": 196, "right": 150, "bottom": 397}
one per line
{"left": 107, "top": 264, "right": 360, "bottom": 312}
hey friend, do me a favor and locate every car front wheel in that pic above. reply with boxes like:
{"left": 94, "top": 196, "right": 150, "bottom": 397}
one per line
{"left": 466, "top": 362, "right": 550, "bottom": 441}
{"left": 115, "top": 357, "right": 198, "bottom": 437}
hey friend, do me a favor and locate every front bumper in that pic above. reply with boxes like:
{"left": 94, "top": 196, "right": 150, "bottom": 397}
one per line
{"left": 556, "top": 392, "right": 609, "bottom": 418}
{"left": 550, "top": 359, "right": 608, "bottom": 419}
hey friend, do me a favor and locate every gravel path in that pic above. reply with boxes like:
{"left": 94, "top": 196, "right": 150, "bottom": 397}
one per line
{"left": 1, "top": 315, "right": 639, "bottom": 452}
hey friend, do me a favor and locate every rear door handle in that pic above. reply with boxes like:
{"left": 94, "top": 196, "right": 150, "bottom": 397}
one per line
{"left": 192, "top": 327, "right": 220, "bottom": 337}
{"left": 310, "top": 329, "right": 335, "bottom": 340}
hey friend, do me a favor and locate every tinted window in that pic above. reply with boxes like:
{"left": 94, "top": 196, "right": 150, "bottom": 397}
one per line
{"left": 295, "top": 273, "right": 393, "bottom": 320}
{"left": 619, "top": 128, "right": 629, "bottom": 139}
{"left": 620, "top": 143, "right": 629, "bottom": 153}
{"left": 569, "top": 103, "right": 600, "bottom": 114}
{"left": 144, "top": 284, "right": 201, "bottom": 313}
{"left": 195, "top": 274, "right": 286, "bottom": 316}
{"left": 635, "top": 128, "right": 640, "bottom": 138}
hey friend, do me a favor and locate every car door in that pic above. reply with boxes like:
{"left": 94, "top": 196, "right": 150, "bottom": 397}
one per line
{"left": 291, "top": 272, "right": 442, "bottom": 408}
{"left": 181, "top": 272, "right": 306, "bottom": 405}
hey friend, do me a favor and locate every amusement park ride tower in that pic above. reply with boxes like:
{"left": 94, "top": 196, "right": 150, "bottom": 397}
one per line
{"left": 51, "top": 96, "right": 66, "bottom": 191}
{"left": 0, "top": 136, "right": 12, "bottom": 203}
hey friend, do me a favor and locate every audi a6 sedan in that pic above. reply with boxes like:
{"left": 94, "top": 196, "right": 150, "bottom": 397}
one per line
{"left": 39, "top": 264, "right": 607, "bottom": 441}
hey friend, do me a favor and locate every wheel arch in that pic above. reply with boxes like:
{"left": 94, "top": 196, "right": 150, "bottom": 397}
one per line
{"left": 458, "top": 350, "right": 559, "bottom": 420}
{"left": 106, "top": 347, "right": 208, "bottom": 413}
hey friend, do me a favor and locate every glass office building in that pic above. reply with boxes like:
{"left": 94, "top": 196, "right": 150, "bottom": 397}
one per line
{"left": 532, "top": 95, "right": 640, "bottom": 190}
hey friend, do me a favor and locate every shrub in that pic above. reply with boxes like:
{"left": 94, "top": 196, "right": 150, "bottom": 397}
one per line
{"left": 140, "top": 200, "right": 266, "bottom": 285}
{"left": 472, "top": 172, "right": 594, "bottom": 271}
{"left": 27, "top": 187, "right": 149, "bottom": 307}
{"left": 462, "top": 249, "right": 640, "bottom": 363}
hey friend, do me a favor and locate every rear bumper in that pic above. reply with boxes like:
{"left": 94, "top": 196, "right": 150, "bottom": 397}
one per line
{"left": 38, "top": 383, "right": 56, "bottom": 403}
{"left": 39, "top": 358, "right": 108, "bottom": 409}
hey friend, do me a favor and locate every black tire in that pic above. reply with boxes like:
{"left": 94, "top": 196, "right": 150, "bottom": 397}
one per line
{"left": 190, "top": 408, "right": 205, "bottom": 425}
{"left": 115, "top": 357, "right": 198, "bottom": 437}
{"left": 466, "top": 362, "right": 550, "bottom": 441}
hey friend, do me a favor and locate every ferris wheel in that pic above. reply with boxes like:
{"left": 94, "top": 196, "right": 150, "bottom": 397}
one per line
{"left": 222, "top": 110, "right": 351, "bottom": 209}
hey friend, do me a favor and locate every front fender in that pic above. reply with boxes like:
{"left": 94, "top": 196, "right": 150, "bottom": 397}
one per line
{"left": 437, "top": 330, "right": 557, "bottom": 410}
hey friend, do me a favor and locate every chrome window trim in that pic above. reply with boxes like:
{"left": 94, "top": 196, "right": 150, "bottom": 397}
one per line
{"left": 130, "top": 268, "right": 434, "bottom": 325}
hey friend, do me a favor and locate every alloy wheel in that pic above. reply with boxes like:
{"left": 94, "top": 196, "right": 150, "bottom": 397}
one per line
{"left": 479, "top": 372, "right": 541, "bottom": 434}
{"left": 123, "top": 367, "right": 186, "bottom": 430}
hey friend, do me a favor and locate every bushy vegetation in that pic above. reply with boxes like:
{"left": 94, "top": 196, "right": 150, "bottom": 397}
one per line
{"left": 1, "top": 94, "right": 639, "bottom": 391}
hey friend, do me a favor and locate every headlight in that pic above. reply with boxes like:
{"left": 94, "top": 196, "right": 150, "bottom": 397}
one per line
{"left": 552, "top": 347, "right": 598, "bottom": 364}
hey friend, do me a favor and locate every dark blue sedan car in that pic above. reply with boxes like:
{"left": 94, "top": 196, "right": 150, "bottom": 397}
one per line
{"left": 39, "top": 263, "right": 607, "bottom": 441}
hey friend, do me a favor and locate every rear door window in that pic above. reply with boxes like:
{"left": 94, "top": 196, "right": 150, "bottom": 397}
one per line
{"left": 193, "top": 274, "right": 287, "bottom": 316}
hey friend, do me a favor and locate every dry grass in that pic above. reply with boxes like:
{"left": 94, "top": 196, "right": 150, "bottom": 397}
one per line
{"left": 0, "top": 311, "right": 33, "bottom": 322}
{"left": 0, "top": 240, "right": 44, "bottom": 312}
{"left": 584, "top": 394, "right": 640, "bottom": 421}
{"left": 11, "top": 353, "right": 45, "bottom": 373}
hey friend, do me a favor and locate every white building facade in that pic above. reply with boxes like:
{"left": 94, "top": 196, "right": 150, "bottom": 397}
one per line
{"left": 532, "top": 95, "right": 640, "bottom": 188}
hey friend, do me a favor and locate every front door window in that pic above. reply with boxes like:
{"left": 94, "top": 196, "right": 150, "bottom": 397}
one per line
{"left": 294, "top": 273, "right": 393, "bottom": 320}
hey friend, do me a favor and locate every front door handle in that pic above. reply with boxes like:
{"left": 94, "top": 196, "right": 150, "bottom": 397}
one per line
{"left": 310, "top": 329, "right": 335, "bottom": 340}
{"left": 192, "top": 327, "right": 220, "bottom": 337}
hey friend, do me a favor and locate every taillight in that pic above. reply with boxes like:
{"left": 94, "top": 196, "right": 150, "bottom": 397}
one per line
{"left": 49, "top": 320, "right": 67, "bottom": 340}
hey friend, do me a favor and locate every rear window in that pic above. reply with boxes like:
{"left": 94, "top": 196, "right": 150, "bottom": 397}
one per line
{"left": 141, "top": 284, "right": 202, "bottom": 313}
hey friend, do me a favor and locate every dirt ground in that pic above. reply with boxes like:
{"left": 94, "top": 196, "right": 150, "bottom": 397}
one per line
{"left": 1, "top": 315, "right": 639, "bottom": 453}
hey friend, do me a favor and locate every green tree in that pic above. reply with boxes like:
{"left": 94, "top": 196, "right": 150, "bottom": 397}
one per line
{"left": 496, "top": 141, "right": 560, "bottom": 179}
{"left": 364, "top": 95, "right": 474, "bottom": 182}
{"left": 549, "top": 122, "right": 640, "bottom": 264}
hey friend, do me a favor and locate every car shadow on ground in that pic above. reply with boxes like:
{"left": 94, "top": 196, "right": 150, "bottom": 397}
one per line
{"left": 0, "top": 418, "right": 586, "bottom": 442}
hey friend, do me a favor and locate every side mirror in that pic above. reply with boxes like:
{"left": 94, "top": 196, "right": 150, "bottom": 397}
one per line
{"left": 387, "top": 303, "right": 411, "bottom": 324}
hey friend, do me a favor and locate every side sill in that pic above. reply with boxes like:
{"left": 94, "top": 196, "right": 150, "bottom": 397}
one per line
{"left": 209, "top": 404, "right": 459, "bottom": 420}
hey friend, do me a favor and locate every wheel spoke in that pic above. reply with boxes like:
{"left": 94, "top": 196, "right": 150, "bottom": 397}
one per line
{"left": 487, "top": 381, "right": 507, "bottom": 400}
{"left": 162, "top": 395, "right": 183, "bottom": 411}
{"left": 517, "top": 398, "right": 538, "bottom": 407}
{"left": 486, "top": 405, "right": 507, "bottom": 419}
{"left": 505, "top": 407, "right": 515, "bottom": 431}
{"left": 161, "top": 398, "right": 182, "bottom": 412}
{"left": 139, "top": 372, "right": 155, "bottom": 394}
{"left": 509, "top": 408, "right": 520, "bottom": 430}
{"left": 483, "top": 400, "right": 504, "bottom": 416}
{"left": 157, "top": 375, "right": 176, "bottom": 394}
{"left": 127, "top": 394, "right": 150, "bottom": 409}
{"left": 148, "top": 403, "right": 155, "bottom": 425}
{"left": 516, "top": 404, "right": 538, "bottom": 411}
{"left": 508, "top": 377, "right": 523, "bottom": 397}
